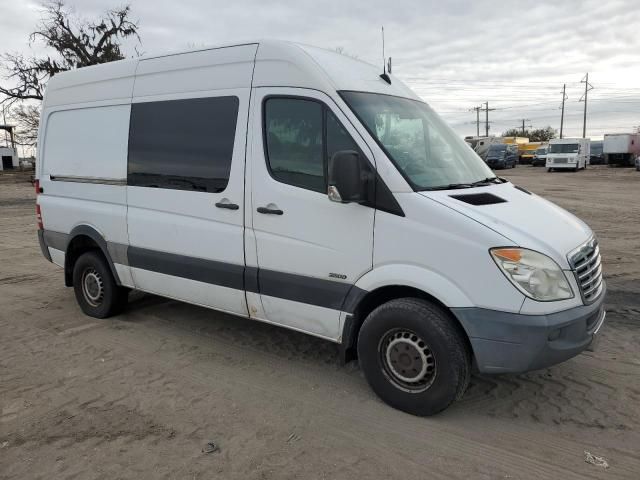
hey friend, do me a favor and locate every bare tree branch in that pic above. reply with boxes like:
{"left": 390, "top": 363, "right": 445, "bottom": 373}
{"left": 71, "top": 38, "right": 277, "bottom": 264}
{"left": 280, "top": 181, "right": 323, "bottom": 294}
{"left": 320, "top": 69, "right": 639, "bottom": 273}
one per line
{"left": 9, "top": 104, "right": 41, "bottom": 147}
{"left": 0, "top": 1, "right": 140, "bottom": 106}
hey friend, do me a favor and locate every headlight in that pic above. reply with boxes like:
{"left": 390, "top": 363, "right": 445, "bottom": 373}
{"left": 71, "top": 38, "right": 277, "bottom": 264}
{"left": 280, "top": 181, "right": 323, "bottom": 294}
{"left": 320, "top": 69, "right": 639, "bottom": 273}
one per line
{"left": 490, "top": 248, "right": 573, "bottom": 301}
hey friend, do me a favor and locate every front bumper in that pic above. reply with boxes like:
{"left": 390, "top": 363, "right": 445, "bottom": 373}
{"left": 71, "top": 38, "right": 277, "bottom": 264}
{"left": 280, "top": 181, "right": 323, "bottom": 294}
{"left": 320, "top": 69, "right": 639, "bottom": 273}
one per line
{"left": 547, "top": 161, "right": 578, "bottom": 169}
{"left": 486, "top": 159, "right": 505, "bottom": 168}
{"left": 452, "top": 282, "right": 606, "bottom": 373}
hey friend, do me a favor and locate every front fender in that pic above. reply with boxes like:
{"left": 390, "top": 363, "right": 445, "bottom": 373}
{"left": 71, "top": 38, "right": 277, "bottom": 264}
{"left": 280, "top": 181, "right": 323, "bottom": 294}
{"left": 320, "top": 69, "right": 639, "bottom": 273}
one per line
{"left": 353, "top": 264, "right": 474, "bottom": 308}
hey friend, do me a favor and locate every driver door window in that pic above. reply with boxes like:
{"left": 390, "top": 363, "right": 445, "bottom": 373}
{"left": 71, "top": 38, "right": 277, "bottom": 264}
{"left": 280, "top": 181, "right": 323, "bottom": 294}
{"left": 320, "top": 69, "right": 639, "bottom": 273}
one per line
{"left": 264, "top": 97, "right": 362, "bottom": 194}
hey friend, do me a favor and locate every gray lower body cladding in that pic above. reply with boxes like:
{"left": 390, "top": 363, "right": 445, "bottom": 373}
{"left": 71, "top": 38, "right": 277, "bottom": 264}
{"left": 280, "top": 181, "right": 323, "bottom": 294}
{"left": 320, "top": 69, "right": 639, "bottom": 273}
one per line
{"left": 452, "top": 283, "right": 606, "bottom": 374}
{"left": 37, "top": 229, "right": 365, "bottom": 313}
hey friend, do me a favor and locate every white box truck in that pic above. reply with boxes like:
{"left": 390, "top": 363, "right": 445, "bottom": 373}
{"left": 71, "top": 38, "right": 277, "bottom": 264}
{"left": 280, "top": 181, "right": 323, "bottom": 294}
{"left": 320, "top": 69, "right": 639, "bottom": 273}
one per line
{"left": 35, "top": 40, "right": 606, "bottom": 416}
{"left": 546, "top": 138, "right": 590, "bottom": 172}
{"left": 603, "top": 133, "right": 640, "bottom": 167}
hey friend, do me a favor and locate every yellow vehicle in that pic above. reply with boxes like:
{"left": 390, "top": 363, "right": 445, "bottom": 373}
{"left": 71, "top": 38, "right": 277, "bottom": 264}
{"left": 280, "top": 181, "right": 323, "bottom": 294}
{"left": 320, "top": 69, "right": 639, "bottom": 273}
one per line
{"left": 519, "top": 142, "right": 544, "bottom": 165}
{"left": 501, "top": 136, "right": 529, "bottom": 145}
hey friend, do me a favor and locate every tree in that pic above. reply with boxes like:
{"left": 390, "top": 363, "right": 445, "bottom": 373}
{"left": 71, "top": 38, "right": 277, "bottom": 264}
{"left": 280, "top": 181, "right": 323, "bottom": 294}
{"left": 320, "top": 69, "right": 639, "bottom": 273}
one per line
{"left": 502, "top": 126, "right": 557, "bottom": 142}
{"left": 0, "top": 1, "right": 140, "bottom": 106}
{"left": 9, "top": 105, "right": 41, "bottom": 147}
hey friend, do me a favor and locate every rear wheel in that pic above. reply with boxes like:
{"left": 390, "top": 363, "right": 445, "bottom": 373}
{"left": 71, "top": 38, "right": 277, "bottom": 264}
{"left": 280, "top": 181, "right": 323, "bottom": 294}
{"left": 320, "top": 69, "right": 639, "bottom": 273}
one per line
{"left": 73, "top": 251, "right": 128, "bottom": 318}
{"left": 357, "top": 298, "right": 471, "bottom": 416}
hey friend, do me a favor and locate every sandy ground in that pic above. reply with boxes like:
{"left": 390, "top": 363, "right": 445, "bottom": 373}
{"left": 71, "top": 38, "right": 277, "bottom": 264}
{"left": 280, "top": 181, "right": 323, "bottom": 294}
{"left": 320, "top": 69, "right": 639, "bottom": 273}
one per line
{"left": 1, "top": 166, "right": 639, "bottom": 479}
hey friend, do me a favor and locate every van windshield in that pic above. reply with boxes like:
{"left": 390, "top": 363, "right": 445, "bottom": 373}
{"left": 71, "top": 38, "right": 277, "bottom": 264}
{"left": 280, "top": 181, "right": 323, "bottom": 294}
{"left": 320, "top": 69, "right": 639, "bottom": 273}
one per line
{"left": 549, "top": 143, "right": 579, "bottom": 153}
{"left": 340, "top": 91, "right": 495, "bottom": 190}
{"left": 487, "top": 145, "right": 507, "bottom": 154}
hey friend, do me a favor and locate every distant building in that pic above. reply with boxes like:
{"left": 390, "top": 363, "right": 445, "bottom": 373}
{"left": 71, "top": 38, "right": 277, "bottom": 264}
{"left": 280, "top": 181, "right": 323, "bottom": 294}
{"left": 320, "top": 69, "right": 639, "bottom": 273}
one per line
{"left": 0, "top": 125, "right": 19, "bottom": 171}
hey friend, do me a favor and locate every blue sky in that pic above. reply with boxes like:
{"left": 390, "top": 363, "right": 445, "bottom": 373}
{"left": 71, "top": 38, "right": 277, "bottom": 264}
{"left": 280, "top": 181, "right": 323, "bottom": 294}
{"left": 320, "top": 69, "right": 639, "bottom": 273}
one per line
{"left": 2, "top": 0, "right": 638, "bottom": 139}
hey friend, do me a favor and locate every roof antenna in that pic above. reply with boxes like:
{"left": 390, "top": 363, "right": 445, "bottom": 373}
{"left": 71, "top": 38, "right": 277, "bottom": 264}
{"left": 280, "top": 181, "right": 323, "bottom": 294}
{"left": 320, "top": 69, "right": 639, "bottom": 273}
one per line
{"left": 380, "top": 26, "right": 391, "bottom": 84}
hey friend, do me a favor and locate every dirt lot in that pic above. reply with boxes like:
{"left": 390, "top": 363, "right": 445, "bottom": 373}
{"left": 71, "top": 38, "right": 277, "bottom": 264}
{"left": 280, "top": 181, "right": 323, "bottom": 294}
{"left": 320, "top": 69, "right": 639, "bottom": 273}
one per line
{"left": 1, "top": 166, "right": 639, "bottom": 479}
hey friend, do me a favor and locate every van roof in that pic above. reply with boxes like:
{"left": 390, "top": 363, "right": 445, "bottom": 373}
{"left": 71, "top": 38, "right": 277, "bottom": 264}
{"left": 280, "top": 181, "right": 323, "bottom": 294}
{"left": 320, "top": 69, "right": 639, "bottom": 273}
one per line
{"left": 44, "top": 40, "right": 420, "bottom": 107}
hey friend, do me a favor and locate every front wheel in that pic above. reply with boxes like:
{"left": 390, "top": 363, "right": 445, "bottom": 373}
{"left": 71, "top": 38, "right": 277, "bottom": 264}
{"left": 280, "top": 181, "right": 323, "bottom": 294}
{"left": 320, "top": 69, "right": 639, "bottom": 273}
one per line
{"left": 357, "top": 298, "right": 471, "bottom": 416}
{"left": 547, "top": 168, "right": 553, "bottom": 172}
{"left": 73, "top": 251, "right": 128, "bottom": 318}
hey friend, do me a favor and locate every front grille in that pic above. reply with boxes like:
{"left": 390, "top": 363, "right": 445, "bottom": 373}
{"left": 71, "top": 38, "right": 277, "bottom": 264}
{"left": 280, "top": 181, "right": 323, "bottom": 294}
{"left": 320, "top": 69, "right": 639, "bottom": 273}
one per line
{"left": 553, "top": 157, "right": 568, "bottom": 164}
{"left": 568, "top": 237, "right": 603, "bottom": 304}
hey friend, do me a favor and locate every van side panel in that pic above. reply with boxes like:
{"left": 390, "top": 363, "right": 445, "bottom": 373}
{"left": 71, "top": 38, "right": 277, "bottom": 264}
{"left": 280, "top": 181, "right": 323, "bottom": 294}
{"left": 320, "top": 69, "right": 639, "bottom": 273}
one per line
{"left": 133, "top": 44, "right": 257, "bottom": 98}
{"left": 42, "top": 105, "right": 130, "bottom": 180}
{"left": 38, "top": 103, "right": 134, "bottom": 287}
{"left": 125, "top": 45, "right": 258, "bottom": 316}
{"left": 43, "top": 58, "right": 138, "bottom": 108}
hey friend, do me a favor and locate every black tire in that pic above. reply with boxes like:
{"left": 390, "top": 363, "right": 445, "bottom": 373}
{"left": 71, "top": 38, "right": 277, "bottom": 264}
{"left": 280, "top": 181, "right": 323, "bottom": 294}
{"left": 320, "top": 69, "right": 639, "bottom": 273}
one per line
{"left": 72, "top": 251, "right": 128, "bottom": 318}
{"left": 547, "top": 168, "right": 553, "bottom": 172}
{"left": 357, "top": 298, "right": 471, "bottom": 416}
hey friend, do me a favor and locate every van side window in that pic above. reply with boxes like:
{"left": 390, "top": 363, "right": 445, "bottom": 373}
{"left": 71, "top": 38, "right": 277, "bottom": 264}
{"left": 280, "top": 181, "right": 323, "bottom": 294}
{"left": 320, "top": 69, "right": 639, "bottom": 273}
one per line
{"left": 264, "top": 98, "right": 363, "bottom": 193}
{"left": 128, "top": 96, "right": 239, "bottom": 193}
{"left": 264, "top": 98, "right": 324, "bottom": 192}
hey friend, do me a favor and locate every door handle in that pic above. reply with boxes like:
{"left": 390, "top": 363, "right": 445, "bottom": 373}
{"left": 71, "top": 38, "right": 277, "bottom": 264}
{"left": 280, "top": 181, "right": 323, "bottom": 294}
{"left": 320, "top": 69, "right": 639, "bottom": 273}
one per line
{"left": 215, "top": 202, "right": 239, "bottom": 210}
{"left": 257, "top": 206, "right": 283, "bottom": 215}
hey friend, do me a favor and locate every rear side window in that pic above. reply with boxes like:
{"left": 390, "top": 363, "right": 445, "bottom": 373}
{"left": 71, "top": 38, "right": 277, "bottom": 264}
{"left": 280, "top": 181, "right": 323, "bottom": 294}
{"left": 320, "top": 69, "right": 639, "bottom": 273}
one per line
{"left": 264, "top": 97, "right": 363, "bottom": 193}
{"left": 128, "top": 96, "right": 239, "bottom": 193}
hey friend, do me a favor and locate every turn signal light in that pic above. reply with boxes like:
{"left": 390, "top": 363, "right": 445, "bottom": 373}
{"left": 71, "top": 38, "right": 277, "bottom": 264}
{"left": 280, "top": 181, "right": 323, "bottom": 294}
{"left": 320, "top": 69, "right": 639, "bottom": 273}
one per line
{"left": 492, "top": 248, "right": 522, "bottom": 263}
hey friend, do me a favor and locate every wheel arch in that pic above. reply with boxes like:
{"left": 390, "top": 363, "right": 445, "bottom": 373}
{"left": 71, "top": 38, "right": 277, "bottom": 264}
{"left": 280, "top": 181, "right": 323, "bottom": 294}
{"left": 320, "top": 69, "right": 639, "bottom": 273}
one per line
{"left": 339, "top": 266, "right": 475, "bottom": 365}
{"left": 64, "top": 225, "right": 121, "bottom": 287}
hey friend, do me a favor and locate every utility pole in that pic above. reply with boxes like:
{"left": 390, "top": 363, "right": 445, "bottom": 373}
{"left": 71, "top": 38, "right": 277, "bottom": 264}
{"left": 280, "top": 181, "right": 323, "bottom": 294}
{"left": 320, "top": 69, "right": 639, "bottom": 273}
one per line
{"left": 484, "top": 102, "right": 495, "bottom": 137}
{"left": 519, "top": 119, "right": 531, "bottom": 136}
{"left": 469, "top": 105, "right": 482, "bottom": 136}
{"left": 579, "top": 73, "right": 593, "bottom": 138}
{"left": 559, "top": 83, "right": 568, "bottom": 139}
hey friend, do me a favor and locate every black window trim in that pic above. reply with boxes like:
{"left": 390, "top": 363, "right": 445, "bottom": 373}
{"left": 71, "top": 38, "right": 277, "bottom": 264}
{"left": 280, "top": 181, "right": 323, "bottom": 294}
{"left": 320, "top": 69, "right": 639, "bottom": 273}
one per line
{"left": 127, "top": 95, "right": 240, "bottom": 194}
{"left": 261, "top": 93, "right": 404, "bottom": 217}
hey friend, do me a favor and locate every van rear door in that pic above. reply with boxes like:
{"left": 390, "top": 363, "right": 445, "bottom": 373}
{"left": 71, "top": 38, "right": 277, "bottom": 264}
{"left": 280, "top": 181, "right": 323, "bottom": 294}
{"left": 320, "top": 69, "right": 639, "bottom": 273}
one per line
{"left": 125, "top": 46, "right": 257, "bottom": 316}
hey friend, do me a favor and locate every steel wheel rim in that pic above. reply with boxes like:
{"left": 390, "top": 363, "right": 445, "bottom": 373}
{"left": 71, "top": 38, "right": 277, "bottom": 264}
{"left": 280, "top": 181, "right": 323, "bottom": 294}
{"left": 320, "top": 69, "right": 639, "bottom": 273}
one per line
{"left": 81, "top": 268, "right": 104, "bottom": 307}
{"left": 379, "top": 329, "right": 436, "bottom": 393}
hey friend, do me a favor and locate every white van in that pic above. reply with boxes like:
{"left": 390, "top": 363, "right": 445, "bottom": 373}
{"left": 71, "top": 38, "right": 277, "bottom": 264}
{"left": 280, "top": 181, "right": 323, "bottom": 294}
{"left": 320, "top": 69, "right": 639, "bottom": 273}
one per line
{"left": 546, "top": 138, "right": 590, "bottom": 171}
{"left": 35, "top": 41, "right": 606, "bottom": 416}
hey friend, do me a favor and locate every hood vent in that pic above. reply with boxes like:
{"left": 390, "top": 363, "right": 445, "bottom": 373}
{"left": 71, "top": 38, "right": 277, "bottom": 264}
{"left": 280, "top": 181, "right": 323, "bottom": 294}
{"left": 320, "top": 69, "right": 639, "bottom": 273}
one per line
{"left": 449, "top": 192, "right": 507, "bottom": 206}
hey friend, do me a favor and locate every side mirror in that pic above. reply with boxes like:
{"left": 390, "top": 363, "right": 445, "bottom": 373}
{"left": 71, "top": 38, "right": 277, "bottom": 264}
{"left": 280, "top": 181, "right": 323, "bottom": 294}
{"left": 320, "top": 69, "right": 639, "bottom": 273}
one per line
{"left": 328, "top": 150, "right": 365, "bottom": 203}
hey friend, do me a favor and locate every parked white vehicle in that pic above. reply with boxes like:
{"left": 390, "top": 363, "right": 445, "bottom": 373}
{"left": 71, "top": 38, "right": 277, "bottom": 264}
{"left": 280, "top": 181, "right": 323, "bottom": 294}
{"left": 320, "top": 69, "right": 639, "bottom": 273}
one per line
{"left": 603, "top": 133, "right": 640, "bottom": 167}
{"left": 464, "top": 136, "right": 500, "bottom": 159}
{"left": 546, "top": 138, "right": 590, "bottom": 171}
{"left": 35, "top": 40, "right": 606, "bottom": 416}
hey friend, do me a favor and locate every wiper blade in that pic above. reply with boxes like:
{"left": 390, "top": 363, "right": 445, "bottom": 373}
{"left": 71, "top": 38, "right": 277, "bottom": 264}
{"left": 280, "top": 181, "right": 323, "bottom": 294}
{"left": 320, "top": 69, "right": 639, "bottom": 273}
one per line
{"left": 471, "top": 176, "right": 505, "bottom": 186}
{"left": 424, "top": 183, "right": 474, "bottom": 191}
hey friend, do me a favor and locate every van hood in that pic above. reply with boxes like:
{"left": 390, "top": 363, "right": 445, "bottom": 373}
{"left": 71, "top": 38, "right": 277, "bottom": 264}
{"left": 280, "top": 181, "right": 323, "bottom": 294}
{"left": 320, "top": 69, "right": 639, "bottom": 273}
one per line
{"left": 419, "top": 182, "right": 592, "bottom": 268}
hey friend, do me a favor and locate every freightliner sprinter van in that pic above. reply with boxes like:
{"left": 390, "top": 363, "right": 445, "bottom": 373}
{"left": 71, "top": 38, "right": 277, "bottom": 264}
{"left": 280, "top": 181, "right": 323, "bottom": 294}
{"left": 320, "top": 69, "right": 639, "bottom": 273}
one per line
{"left": 35, "top": 41, "right": 606, "bottom": 415}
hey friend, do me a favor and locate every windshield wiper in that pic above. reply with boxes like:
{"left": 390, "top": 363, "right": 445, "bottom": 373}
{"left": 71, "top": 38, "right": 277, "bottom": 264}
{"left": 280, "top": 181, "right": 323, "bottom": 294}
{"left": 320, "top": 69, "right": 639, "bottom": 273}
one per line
{"left": 423, "top": 183, "right": 474, "bottom": 191}
{"left": 424, "top": 177, "right": 507, "bottom": 191}
{"left": 470, "top": 176, "right": 505, "bottom": 186}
